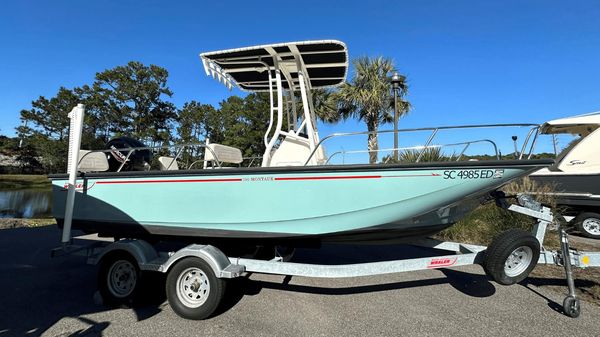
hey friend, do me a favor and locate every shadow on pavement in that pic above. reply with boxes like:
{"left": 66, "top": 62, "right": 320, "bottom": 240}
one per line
{"left": 0, "top": 226, "right": 165, "bottom": 337}
{"left": 233, "top": 269, "right": 496, "bottom": 298}
{"left": 63, "top": 317, "right": 110, "bottom": 337}
{"left": 439, "top": 268, "right": 496, "bottom": 297}
{"left": 0, "top": 226, "right": 502, "bottom": 333}
{"left": 519, "top": 281, "right": 564, "bottom": 315}
{"left": 519, "top": 276, "right": 599, "bottom": 316}
{"left": 524, "top": 276, "right": 597, "bottom": 288}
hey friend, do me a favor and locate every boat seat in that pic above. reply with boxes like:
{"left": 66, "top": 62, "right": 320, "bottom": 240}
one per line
{"left": 269, "top": 134, "right": 326, "bottom": 166}
{"left": 158, "top": 156, "right": 179, "bottom": 170}
{"left": 204, "top": 143, "right": 243, "bottom": 165}
{"left": 77, "top": 150, "right": 109, "bottom": 172}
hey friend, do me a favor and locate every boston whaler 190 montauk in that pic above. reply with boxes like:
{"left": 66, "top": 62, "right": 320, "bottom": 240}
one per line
{"left": 51, "top": 41, "right": 550, "bottom": 244}
{"left": 50, "top": 40, "right": 600, "bottom": 320}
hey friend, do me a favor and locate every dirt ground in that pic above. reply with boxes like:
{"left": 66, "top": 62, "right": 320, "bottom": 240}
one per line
{"left": 0, "top": 217, "right": 55, "bottom": 229}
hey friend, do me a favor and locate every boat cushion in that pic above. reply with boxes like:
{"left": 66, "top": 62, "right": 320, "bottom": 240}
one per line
{"left": 158, "top": 156, "right": 179, "bottom": 170}
{"left": 205, "top": 143, "right": 243, "bottom": 164}
{"left": 78, "top": 150, "right": 109, "bottom": 173}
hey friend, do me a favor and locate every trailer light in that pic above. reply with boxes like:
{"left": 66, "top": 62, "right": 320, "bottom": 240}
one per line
{"left": 582, "top": 255, "right": 590, "bottom": 266}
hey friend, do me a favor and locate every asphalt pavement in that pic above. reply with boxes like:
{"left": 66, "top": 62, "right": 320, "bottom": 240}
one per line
{"left": 0, "top": 226, "right": 599, "bottom": 337}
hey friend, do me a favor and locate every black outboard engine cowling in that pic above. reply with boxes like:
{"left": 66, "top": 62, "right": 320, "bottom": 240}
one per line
{"left": 105, "top": 137, "right": 152, "bottom": 172}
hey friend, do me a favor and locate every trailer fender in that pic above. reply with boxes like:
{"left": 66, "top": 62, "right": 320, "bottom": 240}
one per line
{"left": 158, "top": 244, "right": 243, "bottom": 278}
{"left": 88, "top": 239, "right": 159, "bottom": 267}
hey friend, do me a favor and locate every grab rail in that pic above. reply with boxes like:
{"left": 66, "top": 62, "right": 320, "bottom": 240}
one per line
{"left": 304, "top": 123, "right": 540, "bottom": 165}
{"left": 325, "top": 139, "right": 499, "bottom": 165}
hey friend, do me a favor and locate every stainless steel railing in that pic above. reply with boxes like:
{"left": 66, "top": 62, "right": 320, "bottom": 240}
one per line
{"left": 304, "top": 123, "right": 540, "bottom": 165}
{"left": 325, "top": 138, "right": 500, "bottom": 165}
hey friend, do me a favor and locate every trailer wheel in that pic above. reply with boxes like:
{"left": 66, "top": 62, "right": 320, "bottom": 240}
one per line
{"left": 166, "top": 257, "right": 225, "bottom": 320}
{"left": 484, "top": 229, "right": 540, "bottom": 285}
{"left": 574, "top": 212, "right": 600, "bottom": 239}
{"left": 98, "top": 252, "right": 141, "bottom": 306}
{"left": 563, "top": 296, "right": 581, "bottom": 318}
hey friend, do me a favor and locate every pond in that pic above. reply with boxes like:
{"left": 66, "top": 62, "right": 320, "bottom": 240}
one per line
{"left": 0, "top": 189, "right": 52, "bottom": 218}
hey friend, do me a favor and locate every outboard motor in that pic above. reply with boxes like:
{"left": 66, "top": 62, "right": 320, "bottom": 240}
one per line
{"left": 105, "top": 137, "right": 152, "bottom": 171}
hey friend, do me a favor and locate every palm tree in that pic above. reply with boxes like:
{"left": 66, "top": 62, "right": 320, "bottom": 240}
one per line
{"left": 311, "top": 88, "right": 340, "bottom": 124}
{"left": 333, "top": 56, "right": 409, "bottom": 163}
{"left": 292, "top": 88, "right": 340, "bottom": 136}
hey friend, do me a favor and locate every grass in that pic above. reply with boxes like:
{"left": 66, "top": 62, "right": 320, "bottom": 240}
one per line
{"left": 436, "top": 204, "right": 559, "bottom": 249}
{"left": 436, "top": 177, "right": 560, "bottom": 247}
{"left": 0, "top": 174, "right": 50, "bottom": 191}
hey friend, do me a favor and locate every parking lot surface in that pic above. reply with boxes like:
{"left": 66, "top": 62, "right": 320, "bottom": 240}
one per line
{"left": 1, "top": 226, "right": 599, "bottom": 337}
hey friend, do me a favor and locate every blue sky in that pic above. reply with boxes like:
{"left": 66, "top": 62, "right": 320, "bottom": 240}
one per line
{"left": 1, "top": 0, "right": 599, "bottom": 159}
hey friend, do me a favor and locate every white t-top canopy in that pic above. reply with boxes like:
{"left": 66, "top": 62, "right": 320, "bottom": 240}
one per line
{"left": 200, "top": 40, "right": 348, "bottom": 92}
{"left": 541, "top": 112, "right": 600, "bottom": 135}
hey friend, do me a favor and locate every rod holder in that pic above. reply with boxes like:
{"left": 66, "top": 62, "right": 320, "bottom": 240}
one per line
{"left": 62, "top": 104, "right": 85, "bottom": 245}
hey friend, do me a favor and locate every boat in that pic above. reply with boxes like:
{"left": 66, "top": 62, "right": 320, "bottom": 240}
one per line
{"left": 49, "top": 40, "right": 553, "bottom": 247}
{"left": 529, "top": 113, "right": 600, "bottom": 238}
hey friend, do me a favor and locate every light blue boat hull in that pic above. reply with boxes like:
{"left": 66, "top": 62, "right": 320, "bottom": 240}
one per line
{"left": 50, "top": 161, "right": 551, "bottom": 243}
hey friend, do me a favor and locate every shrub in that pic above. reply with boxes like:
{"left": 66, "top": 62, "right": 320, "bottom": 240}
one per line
{"left": 383, "top": 147, "right": 450, "bottom": 163}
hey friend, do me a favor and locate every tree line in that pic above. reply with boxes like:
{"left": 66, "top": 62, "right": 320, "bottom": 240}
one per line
{"left": 2, "top": 57, "right": 409, "bottom": 173}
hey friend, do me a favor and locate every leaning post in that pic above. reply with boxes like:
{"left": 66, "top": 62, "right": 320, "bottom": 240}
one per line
{"left": 61, "top": 104, "right": 85, "bottom": 246}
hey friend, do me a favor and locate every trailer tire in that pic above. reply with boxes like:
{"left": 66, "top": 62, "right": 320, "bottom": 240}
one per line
{"left": 166, "top": 257, "right": 225, "bottom": 320}
{"left": 98, "top": 252, "right": 141, "bottom": 306}
{"left": 484, "top": 229, "right": 540, "bottom": 285}
{"left": 563, "top": 296, "right": 581, "bottom": 318}
{"left": 574, "top": 212, "right": 600, "bottom": 239}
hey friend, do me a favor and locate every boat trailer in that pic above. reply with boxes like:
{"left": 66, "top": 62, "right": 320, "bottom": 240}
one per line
{"left": 53, "top": 192, "right": 600, "bottom": 320}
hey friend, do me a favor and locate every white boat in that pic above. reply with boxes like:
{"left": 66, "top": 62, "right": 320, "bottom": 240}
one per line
{"left": 530, "top": 112, "right": 600, "bottom": 238}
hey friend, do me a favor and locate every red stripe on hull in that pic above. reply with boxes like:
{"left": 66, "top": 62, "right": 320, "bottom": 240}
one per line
{"left": 96, "top": 178, "right": 242, "bottom": 184}
{"left": 274, "top": 175, "right": 381, "bottom": 181}
{"left": 386, "top": 173, "right": 441, "bottom": 178}
{"left": 90, "top": 173, "right": 440, "bottom": 185}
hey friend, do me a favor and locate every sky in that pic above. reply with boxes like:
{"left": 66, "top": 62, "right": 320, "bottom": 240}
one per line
{"left": 1, "top": 0, "right": 599, "bottom": 160}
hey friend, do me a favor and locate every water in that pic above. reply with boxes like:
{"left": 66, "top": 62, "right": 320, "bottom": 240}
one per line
{"left": 0, "top": 189, "right": 52, "bottom": 218}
